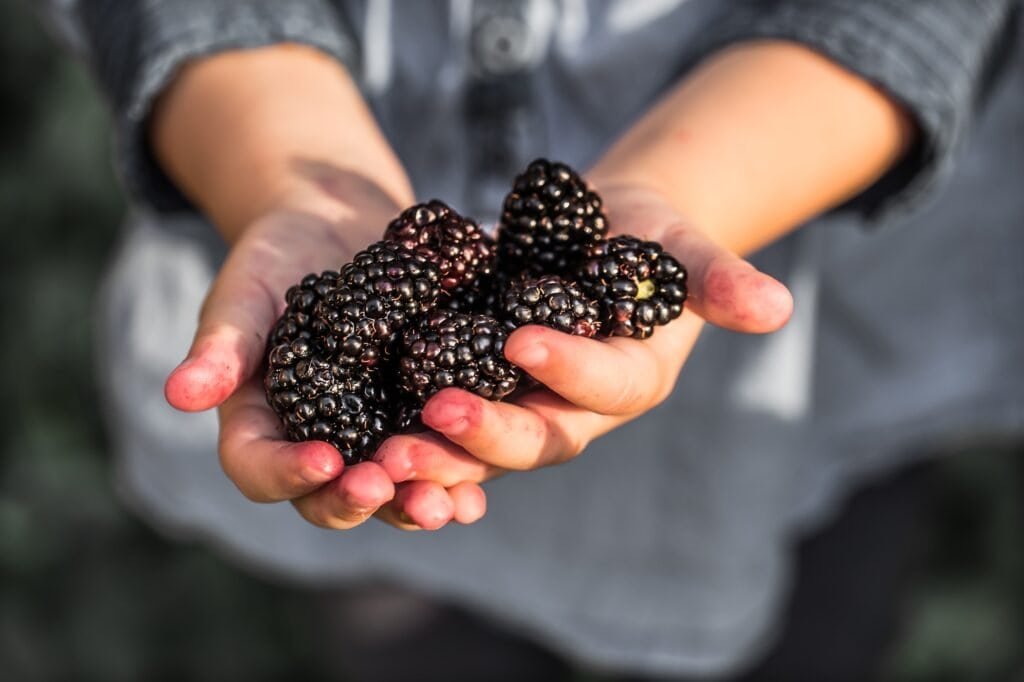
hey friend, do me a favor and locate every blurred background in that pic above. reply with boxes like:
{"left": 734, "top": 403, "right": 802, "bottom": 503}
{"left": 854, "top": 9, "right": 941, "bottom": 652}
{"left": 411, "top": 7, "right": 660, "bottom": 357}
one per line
{"left": 0, "top": 3, "right": 1022, "bottom": 681}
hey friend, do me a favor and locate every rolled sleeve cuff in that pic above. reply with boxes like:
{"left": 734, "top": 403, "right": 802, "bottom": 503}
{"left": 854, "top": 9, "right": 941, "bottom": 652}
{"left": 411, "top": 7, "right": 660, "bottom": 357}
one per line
{"left": 702, "top": 0, "right": 1014, "bottom": 225}
{"left": 77, "top": 1, "right": 358, "bottom": 212}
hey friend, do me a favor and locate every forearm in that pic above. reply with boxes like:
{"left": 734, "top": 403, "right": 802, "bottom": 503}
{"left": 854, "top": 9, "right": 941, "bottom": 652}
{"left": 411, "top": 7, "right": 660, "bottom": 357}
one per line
{"left": 589, "top": 41, "right": 917, "bottom": 256}
{"left": 151, "top": 43, "right": 413, "bottom": 243}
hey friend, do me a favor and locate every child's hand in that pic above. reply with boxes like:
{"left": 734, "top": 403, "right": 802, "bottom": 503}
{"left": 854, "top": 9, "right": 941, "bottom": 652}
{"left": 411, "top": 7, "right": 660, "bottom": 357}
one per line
{"left": 372, "top": 184, "right": 794, "bottom": 524}
{"left": 162, "top": 183, "right": 489, "bottom": 533}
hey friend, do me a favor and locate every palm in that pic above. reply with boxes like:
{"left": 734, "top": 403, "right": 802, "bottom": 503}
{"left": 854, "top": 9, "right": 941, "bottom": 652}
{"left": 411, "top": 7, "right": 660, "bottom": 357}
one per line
{"left": 165, "top": 202, "right": 487, "bottom": 531}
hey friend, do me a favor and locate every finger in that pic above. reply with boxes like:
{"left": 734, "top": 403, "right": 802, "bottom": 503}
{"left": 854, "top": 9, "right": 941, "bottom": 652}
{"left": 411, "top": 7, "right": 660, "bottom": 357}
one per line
{"left": 599, "top": 191, "right": 793, "bottom": 335}
{"left": 657, "top": 224, "right": 793, "bottom": 334}
{"left": 165, "top": 249, "right": 280, "bottom": 412}
{"left": 373, "top": 502, "right": 423, "bottom": 531}
{"left": 504, "top": 313, "right": 703, "bottom": 415}
{"left": 374, "top": 431, "right": 502, "bottom": 486}
{"left": 291, "top": 461, "right": 395, "bottom": 530}
{"left": 217, "top": 380, "right": 344, "bottom": 502}
{"left": 390, "top": 480, "right": 456, "bottom": 531}
{"left": 448, "top": 481, "right": 487, "bottom": 524}
{"left": 420, "top": 387, "right": 610, "bottom": 471}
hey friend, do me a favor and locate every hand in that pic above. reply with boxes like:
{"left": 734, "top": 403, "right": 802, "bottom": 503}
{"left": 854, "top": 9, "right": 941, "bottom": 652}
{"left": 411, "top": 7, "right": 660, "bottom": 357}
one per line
{"left": 162, "top": 176, "right": 488, "bottom": 533}
{"left": 372, "top": 183, "right": 794, "bottom": 522}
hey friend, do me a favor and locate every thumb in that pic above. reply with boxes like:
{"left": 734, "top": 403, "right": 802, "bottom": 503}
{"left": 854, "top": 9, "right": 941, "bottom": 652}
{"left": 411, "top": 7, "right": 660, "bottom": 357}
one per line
{"left": 165, "top": 256, "right": 279, "bottom": 412}
{"left": 660, "top": 224, "right": 794, "bottom": 334}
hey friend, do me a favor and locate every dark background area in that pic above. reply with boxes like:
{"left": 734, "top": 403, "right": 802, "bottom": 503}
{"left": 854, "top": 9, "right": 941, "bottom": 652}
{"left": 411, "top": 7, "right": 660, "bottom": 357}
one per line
{"left": 0, "top": 4, "right": 1022, "bottom": 681}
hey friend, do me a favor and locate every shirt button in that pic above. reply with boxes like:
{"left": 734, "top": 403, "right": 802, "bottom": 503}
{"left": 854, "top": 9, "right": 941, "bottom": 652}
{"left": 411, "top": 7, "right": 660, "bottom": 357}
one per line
{"left": 471, "top": 12, "right": 530, "bottom": 75}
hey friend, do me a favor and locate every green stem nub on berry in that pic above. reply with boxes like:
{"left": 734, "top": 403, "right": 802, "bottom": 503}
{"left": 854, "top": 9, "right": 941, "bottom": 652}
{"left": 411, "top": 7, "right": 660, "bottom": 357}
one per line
{"left": 577, "top": 236, "right": 688, "bottom": 339}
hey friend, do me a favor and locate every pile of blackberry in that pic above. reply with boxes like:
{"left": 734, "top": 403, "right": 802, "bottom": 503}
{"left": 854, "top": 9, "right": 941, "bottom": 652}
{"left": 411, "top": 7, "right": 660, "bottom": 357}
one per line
{"left": 264, "top": 159, "right": 688, "bottom": 463}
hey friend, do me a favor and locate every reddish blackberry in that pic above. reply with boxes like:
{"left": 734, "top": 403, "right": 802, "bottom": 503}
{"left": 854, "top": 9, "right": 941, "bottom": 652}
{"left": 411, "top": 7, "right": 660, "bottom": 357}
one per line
{"left": 264, "top": 338, "right": 391, "bottom": 464}
{"left": 397, "top": 310, "right": 520, "bottom": 403}
{"left": 498, "top": 159, "right": 608, "bottom": 275}
{"left": 312, "top": 241, "right": 442, "bottom": 366}
{"left": 499, "top": 275, "right": 601, "bottom": 337}
{"left": 577, "top": 236, "right": 688, "bottom": 339}
{"left": 383, "top": 200, "right": 495, "bottom": 290}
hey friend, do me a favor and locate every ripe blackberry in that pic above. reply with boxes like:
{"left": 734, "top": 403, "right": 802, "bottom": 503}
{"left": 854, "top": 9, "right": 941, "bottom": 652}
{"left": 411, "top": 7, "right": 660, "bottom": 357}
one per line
{"left": 393, "top": 399, "right": 425, "bottom": 433}
{"left": 499, "top": 275, "right": 601, "bottom": 338}
{"left": 440, "top": 270, "right": 514, "bottom": 319}
{"left": 312, "top": 241, "right": 442, "bottom": 366}
{"left": 383, "top": 200, "right": 495, "bottom": 290}
{"left": 577, "top": 236, "right": 688, "bottom": 339}
{"left": 498, "top": 159, "right": 608, "bottom": 275}
{"left": 397, "top": 310, "right": 520, "bottom": 403}
{"left": 267, "top": 270, "right": 338, "bottom": 348}
{"left": 264, "top": 337, "right": 391, "bottom": 464}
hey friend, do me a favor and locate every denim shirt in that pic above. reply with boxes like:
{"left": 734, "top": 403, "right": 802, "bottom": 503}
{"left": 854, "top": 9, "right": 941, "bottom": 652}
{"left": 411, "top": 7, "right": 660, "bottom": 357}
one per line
{"left": 48, "top": 1, "right": 1024, "bottom": 675}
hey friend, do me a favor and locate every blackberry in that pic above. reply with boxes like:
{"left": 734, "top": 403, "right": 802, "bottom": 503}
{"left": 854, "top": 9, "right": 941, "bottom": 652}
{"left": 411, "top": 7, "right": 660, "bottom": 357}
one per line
{"left": 393, "top": 399, "right": 425, "bottom": 433}
{"left": 383, "top": 200, "right": 495, "bottom": 290}
{"left": 397, "top": 310, "right": 520, "bottom": 403}
{"left": 499, "top": 275, "right": 601, "bottom": 338}
{"left": 577, "top": 236, "right": 688, "bottom": 339}
{"left": 497, "top": 159, "right": 608, "bottom": 275}
{"left": 312, "top": 241, "right": 442, "bottom": 366}
{"left": 267, "top": 271, "right": 338, "bottom": 348}
{"left": 441, "top": 270, "right": 514, "bottom": 319}
{"left": 264, "top": 337, "right": 391, "bottom": 464}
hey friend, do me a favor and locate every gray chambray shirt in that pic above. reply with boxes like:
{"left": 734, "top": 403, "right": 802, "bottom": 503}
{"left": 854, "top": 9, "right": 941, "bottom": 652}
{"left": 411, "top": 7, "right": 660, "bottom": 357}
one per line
{"left": 47, "top": 0, "right": 1024, "bottom": 676}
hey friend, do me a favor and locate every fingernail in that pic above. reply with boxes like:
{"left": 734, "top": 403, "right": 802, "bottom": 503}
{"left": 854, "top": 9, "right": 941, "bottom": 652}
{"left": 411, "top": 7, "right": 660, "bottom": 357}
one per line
{"left": 513, "top": 342, "right": 548, "bottom": 369}
{"left": 300, "top": 447, "right": 342, "bottom": 484}
{"left": 399, "top": 511, "right": 417, "bottom": 526}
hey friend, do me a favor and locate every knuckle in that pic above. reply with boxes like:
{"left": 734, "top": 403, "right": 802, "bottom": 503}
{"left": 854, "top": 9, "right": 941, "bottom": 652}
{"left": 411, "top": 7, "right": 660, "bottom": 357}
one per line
{"left": 295, "top": 503, "right": 332, "bottom": 529}
{"left": 235, "top": 480, "right": 274, "bottom": 504}
{"left": 650, "top": 380, "right": 675, "bottom": 408}
{"left": 539, "top": 415, "right": 588, "bottom": 466}
{"left": 298, "top": 501, "right": 363, "bottom": 531}
{"left": 603, "top": 368, "right": 649, "bottom": 415}
{"left": 607, "top": 382, "right": 643, "bottom": 414}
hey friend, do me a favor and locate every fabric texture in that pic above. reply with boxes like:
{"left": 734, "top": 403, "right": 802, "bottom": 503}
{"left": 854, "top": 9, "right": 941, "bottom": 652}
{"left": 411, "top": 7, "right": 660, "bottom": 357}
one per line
{"left": 705, "top": 0, "right": 1017, "bottom": 222}
{"left": 44, "top": 0, "right": 1024, "bottom": 677}
{"left": 71, "top": 0, "right": 357, "bottom": 211}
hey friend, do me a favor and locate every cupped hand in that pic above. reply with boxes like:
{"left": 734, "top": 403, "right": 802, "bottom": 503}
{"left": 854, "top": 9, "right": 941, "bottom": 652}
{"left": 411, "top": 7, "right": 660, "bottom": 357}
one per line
{"left": 162, "top": 184, "right": 488, "bottom": 533}
{"left": 373, "top": 183, "right": 794, "bottom": 506}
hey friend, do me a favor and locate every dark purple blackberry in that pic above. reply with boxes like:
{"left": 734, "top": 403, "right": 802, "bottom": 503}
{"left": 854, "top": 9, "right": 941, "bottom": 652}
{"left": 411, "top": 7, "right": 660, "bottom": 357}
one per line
{"left": 312, "top": 241, "right": 442, "bottom": 366}
{"left": 440, "top": 270, "right": 515, "bottom": 319}
{"left": 577, "top": 236, "right": 688, "bottom": 339}
{"left": 497, "top": 159, "right": 608, "bottom": 275}
{"left": 397, "top": 310, "right": 520, "bottom": 403}
{"left": 393, "top": 400, "right": 425, "bottom": 433}
{"left": 499, "top": 275, "right": 601, "bottom": 338}
{"left": 264, "top": 337, "right": 392, "bottom": 464}
{"left": 383, "top": 200, "right": 495, "bottom": 291}
{"left": 267, "top": 271, "right": 338, "bottom": 348}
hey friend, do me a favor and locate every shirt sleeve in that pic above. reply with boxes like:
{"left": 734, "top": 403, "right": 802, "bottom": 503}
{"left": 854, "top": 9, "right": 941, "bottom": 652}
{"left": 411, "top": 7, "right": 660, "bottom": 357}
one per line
{"left": 702, "top": 0, "right": 1018, "bottom": 224}
{"left": 59, "top": 1, "right": 359, "bottom": 212}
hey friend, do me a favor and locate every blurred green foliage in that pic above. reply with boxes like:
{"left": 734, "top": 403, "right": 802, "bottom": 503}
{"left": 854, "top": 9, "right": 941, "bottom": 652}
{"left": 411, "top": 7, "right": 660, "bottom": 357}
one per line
{"left": 0, "top": 3, "right": 1020, "bottom": 681}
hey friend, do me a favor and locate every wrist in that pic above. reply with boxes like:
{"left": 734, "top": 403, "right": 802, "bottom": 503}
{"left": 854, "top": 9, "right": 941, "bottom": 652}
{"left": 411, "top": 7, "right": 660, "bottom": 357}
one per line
{"left": 150, "top": 43, "right": 413, "bottom": 243}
